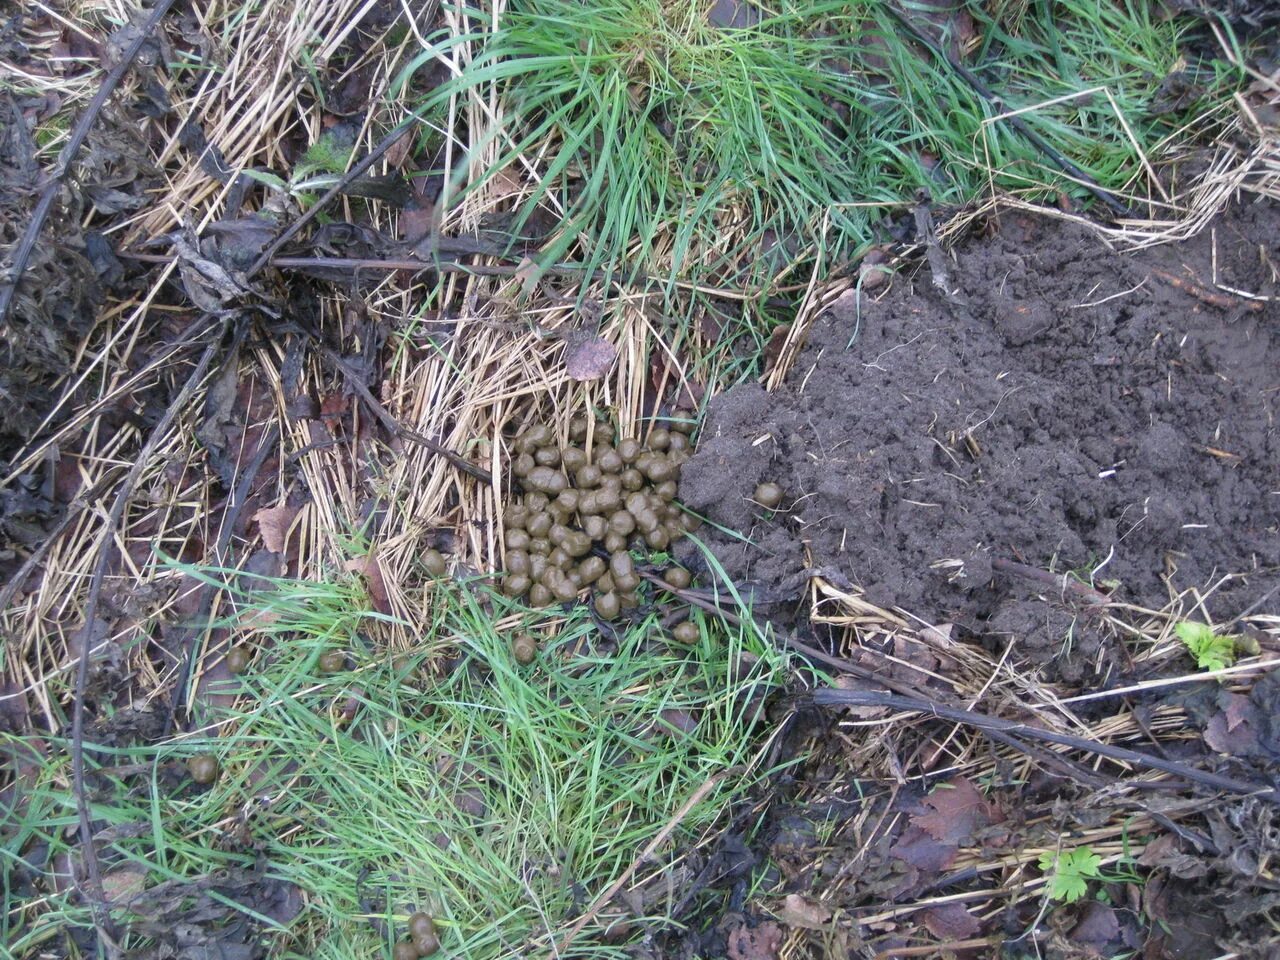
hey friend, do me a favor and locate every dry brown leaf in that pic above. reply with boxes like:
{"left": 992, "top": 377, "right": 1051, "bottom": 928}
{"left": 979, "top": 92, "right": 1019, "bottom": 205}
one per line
{"left": 564, "top": 336, "right": 617, "bottom": 381}
{"left": 912, "top": 777, "right": 997, "bottom": 845}
{"left": 761, "top": 324, "right": 791, "bottom": 376}
{"left": 920, "top": 902, "right": 980, "bottom": 940}
{"left": 777, "top": 893, "right": 832, "bottom": 930}
{"left": 101, "top": 865, "right": 148, "bottom": 905}
{"left": 726, "top": 920, "right": 782, "bottom": 960}
{"left": 253, "top": 503, "right": 298, "bottom": 554}
{"left": 344, "top": 553, "right": 392, "bottom": 615}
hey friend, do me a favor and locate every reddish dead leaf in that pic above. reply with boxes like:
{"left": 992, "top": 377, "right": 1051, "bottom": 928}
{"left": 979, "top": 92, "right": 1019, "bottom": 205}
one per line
{"left": 920, "top": 902, "right": 980, "bottom": 940}
{"left": 1203, "top": 692, "right": 1262, "bottom": 757}
{"left": 889, "top": 825, "right": 957, "bottom": 873}
{"left": 253, "top": 503, "right": 298, "bottom": 555}
{"left": 726, "top": 921, "right": 783, "bottom": 960}
{"left": 761, "top": 324, "right": 791, "bottom": 376}
{"left": 1068, "top": 901, "right": 1121, "bottom": 956}
{"left": 564, "top": 336, "right": 617, "bottom": 382}
{"left": 912, "top": 777, "right": 997, "bottom": 845}
{"left": 777, "top": 894, "right": 832, "bottom": 931}
{"left": 320, "top": 391, "right": 350, "bottom": 420}
{"left": 384, "top": 128, "right": 415, "bottom": 169}
{"left": 485, "top": 166, "right": 524, "bottom": 203}
{"left": 344, "top": 553, "right": 392, "bottom": 615}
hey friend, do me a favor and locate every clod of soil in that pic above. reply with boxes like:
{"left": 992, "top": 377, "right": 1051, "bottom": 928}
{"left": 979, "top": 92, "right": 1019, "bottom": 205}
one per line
{"left": 680, "top": 205, "right": 1278, "bottom": 668}
{"left": 186, "top": 754, "right": 220, "bottom": 785}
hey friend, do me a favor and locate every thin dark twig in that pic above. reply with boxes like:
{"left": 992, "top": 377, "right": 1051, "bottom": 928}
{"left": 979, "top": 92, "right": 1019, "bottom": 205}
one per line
{"left": 811, "top": 687, "right": 1279, "bottom": 803}
{"left": 0, "top": 0, "right": 178, "bottom": 324}
{"left": 1221, "top": 579, "right": 1280, "bottom": 631}
{"left": 166, "top": 424, "right": 280, "bottom": 733}
{"left": 641, "top": 568, "right": 946, "bottom": 700}
{"left": 991, "top": 557, "right": 1111, "bottom": 605}
{"left": 123, "top": 251, "right": 610, "bottom": 283}
{"left": 0, "top": 475, "right": 119, "bottom": 613}
{"left": 247, "top": 112, "right": 427, "bottom": 276}
{"left": 884, "top": 3, "right": 1130, "bottom": 218}
{"left": 70, "top": 323, "right": 226, "bottom": 943}
{"left": 309, "top": 340, "right": 494, "bottom": 485}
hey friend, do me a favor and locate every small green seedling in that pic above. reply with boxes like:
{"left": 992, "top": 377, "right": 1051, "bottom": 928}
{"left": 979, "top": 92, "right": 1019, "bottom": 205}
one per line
{"left": 1174, "top": 621, "right": 1236, "bottom": 673}
{"left": 1038, "top": 846, "right": 1102, "bottom": 903}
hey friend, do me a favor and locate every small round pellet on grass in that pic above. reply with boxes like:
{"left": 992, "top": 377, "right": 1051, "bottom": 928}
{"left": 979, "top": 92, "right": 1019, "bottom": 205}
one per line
{"left": 513, "top": 634, "right": 538, "bottom": 665}
{"left": 413, "top": 931, "right": 440, "bottom": 957}
{"left": 645, "top": 527, "right": 669, "bottom": 550}
{"left": 423, "top": 549, "right": 448, "bottom": 577}
{"left": 672, "top": 621, "right": 700, "bottom": 644}
{"left": 595, "top": 592, "right": 621, "bottom": 619}
{"left": 225, "top": 645, "right": 252, "bottom": 674}
{"left": 753, "top": 482, "right": 784, "bottom": 509}
{"left": 187, "top": 754, "right": 220, "bottom": 785}
{"left": 393, "top": 942, "right": 419, "bottom": 960}
{"left": 408, "top": 912, "right": 436, "bottom": 942}
{"left": 318, "top": 650, "right": 347, "bottom": 673}
{"left": 503, "top": 574, "right": 532, "bottom": 597}
{"left": 663, "top": 567, "right": 692, "bottom": 589}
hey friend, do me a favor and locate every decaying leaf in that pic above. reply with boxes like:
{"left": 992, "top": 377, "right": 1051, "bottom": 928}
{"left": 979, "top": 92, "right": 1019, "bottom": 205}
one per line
{"left": 253, "top": 503, "right": 298, "bottom": 554}
{"left": 912, "top": 777, "right": 998, "bottom": 845}
{"left": 919, "top": 902, "right": 980, "bottom": 940}
{"left": 102, "top": 865, "right": 149, "bottom": 905}
{"left": 564, "top": 335, "right": 617, "bottom": 381}
{"left": 345, "top": 552, "right": 392, "bottom": 615}
{"left": 777, "top": 893, "right": 832, "bottom": 930}
{"left": 726, "top": 920, "right": 783, "bottom": 960}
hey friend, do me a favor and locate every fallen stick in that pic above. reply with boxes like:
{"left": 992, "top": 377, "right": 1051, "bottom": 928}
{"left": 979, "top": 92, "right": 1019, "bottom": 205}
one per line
{"left": 70, "top": 322, "right": 227, "bottom": 939}
{"left": 1152, "top": 269, "right": 1263, "bottom": 312}
{"left": 810, "top": 687, "right": 1279, "bottom": 804}
{"left": 991, "top": 557, "right": 1110, "bottom": 605}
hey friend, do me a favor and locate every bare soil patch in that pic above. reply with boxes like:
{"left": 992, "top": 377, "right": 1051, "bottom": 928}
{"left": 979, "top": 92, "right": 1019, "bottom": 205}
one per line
{"left": 680, "top": 201, "right": 1279, "bottom": 682}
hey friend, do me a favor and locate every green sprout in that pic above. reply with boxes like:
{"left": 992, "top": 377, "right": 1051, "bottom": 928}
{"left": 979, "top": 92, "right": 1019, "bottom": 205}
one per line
{"left": 1038, "top": 846, "right": 1103, "bottom": 903}
{"left": 1174, "top": 621, "right": 1237, "bottom": 673}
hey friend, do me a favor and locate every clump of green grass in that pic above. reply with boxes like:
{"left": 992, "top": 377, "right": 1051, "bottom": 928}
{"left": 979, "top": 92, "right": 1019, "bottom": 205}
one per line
{"left": 399, "top": 0, "right": 1243, "bottom": 290}
{"left": 2, "top": 572, "right": 785, "bottom": 958}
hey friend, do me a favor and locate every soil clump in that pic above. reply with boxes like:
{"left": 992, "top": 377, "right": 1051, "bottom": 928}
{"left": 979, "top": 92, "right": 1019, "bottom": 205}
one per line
{"left": 679, "top": 202, "right": 1279, "bottom": 677}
